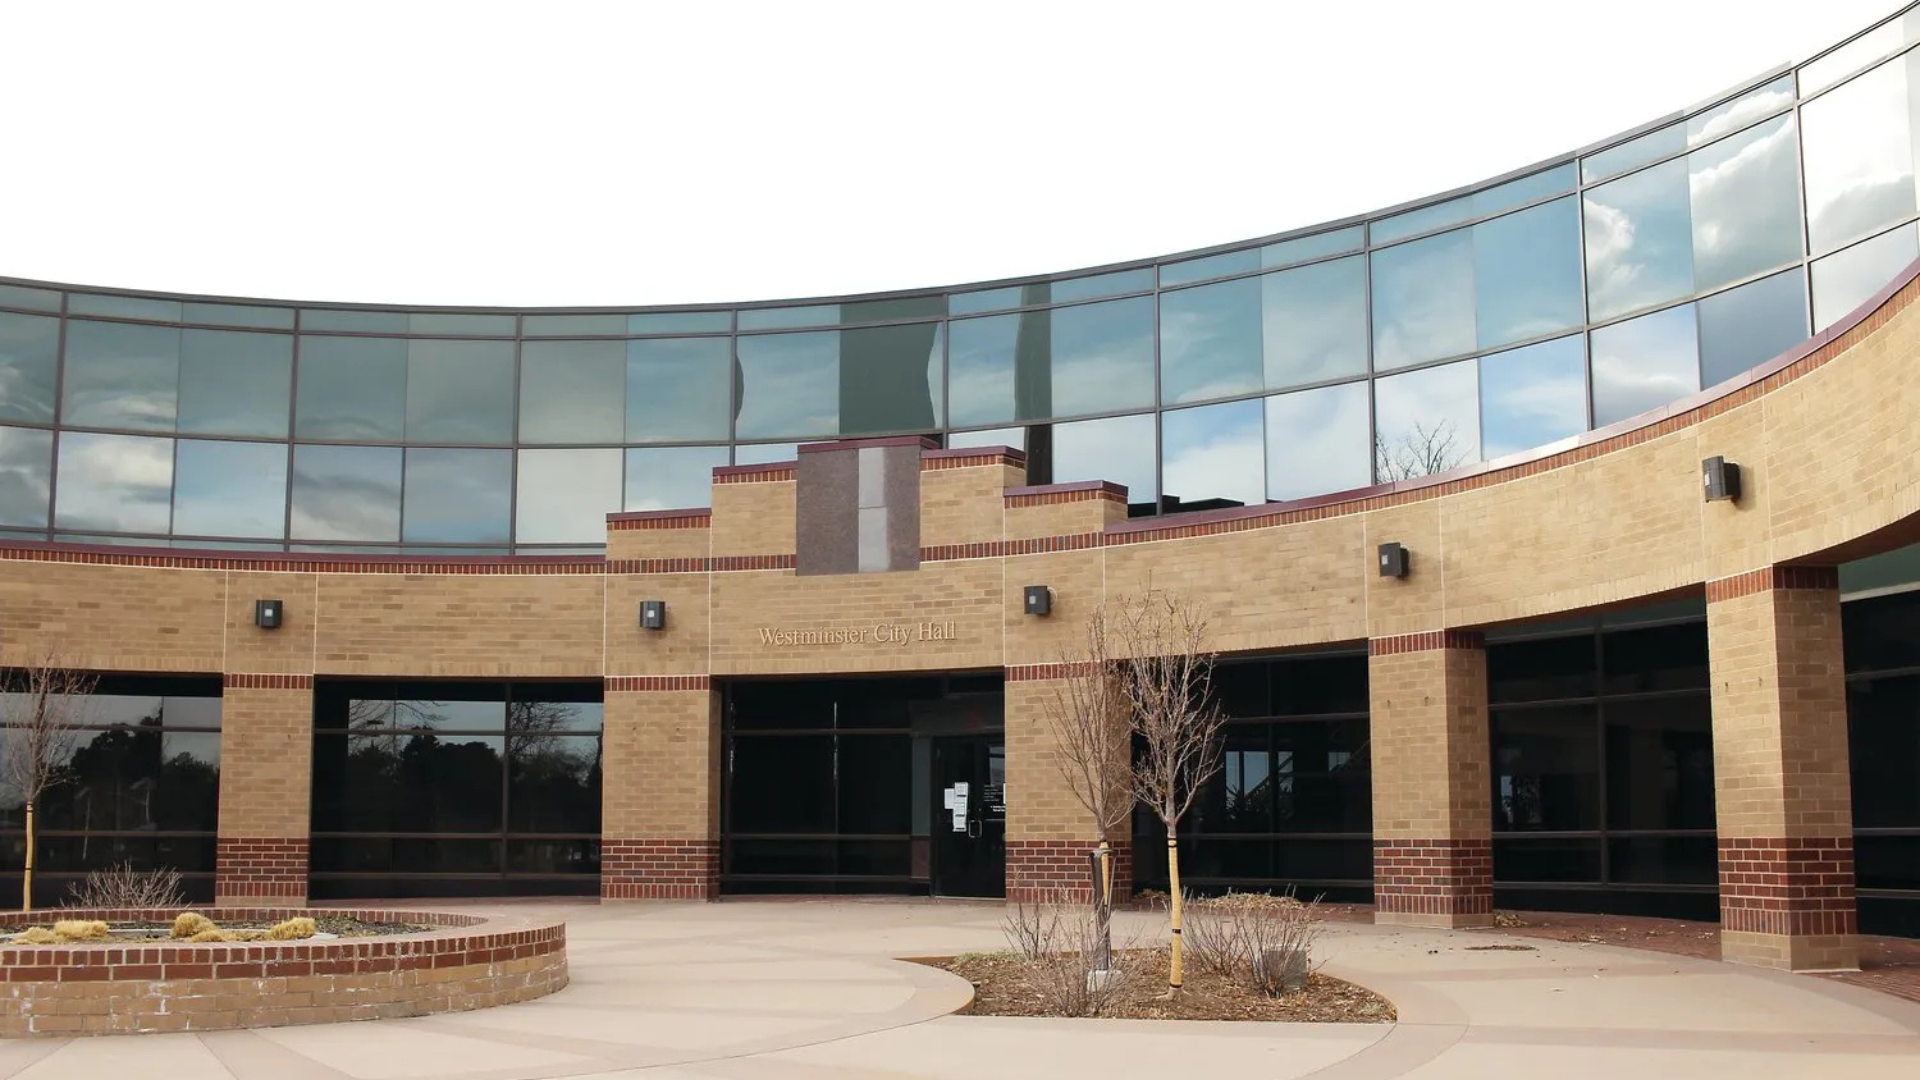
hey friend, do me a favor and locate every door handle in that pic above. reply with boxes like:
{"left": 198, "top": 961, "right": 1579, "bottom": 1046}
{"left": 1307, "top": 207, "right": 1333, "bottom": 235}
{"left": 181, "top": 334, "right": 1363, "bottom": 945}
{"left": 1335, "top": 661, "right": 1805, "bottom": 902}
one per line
{"left": 966, "top": 819, "right": 981, "bottom": 839}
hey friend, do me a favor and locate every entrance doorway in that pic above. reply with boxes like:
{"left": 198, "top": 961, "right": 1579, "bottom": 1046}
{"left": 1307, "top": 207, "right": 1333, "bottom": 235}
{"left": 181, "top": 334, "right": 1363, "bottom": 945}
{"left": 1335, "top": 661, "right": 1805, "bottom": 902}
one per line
{"left": 931, "top": 736, "right": 1005, "bottom": 897}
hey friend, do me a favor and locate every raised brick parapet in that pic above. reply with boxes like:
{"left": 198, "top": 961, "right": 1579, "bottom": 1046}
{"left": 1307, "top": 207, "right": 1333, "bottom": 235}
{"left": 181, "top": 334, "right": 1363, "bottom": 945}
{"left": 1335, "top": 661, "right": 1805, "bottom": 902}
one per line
{"left": 601, "top": 839, "right": 720, "bottom": 900}
{"left": 1006, "top": 839, "right": 1133, "bottom": 904}
{"left": 214, "top": 837, "right": 308, "bottom": 904}
{"left": 1373, "top": 838, "right": 1494, "bottom": 923}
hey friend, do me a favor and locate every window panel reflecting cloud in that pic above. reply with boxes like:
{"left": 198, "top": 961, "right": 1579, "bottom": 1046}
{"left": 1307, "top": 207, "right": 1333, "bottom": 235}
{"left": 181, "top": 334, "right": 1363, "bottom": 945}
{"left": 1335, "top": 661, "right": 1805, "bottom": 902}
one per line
{"left": 176, "top": 330, "right": 292, "bottom": 438}
{"left": 290, "top": 445, "right": 402, "bottom": 542}
{"left": 1812, "top": 222, "right": 1920, "bottom": 329}
{"left": 1801, "top": 54, "right": 1915, "bottom": 254}
{"left": 296, "top": 336, "right": 407, "bottom": 441}
{"left": 1478, "top": 336, "right": 1588, "bottom": 460}
{"left": 55, "top": 432, "right": 173, "bottom": 534}
{"left": 172, "top": 439, "right": 287, "bottom": 538}
{"left": 402, "top": 448, "right": 511, "bottom": 544}
{"left": 405, "top": 340, "right": 515, "bottom": 444}
{"left": 1590, "top": 303, "right": 1701, "bottom": 427}
{"left": 732, "top": 443, "right": 798, "bottom": 465}
{"left": 840, "top": 322, "right": 941, "bottom": 435}
{"left": 1698, "top": 269, "right": 1809, "bottom": 387}
{"left": 625, "top": 445, "right": 728, "bottom": 511}
{"left": 0, "top": 311, "right": 58, "bottom": 425}
{"left": 515, "top": 448, "right": 623, "bottom": 544}
{"left": 1049, "top": 297, "right": 1155, "bottom": 417}
{"left": 1262, "top": 256, "right": 1367, "bottom": 389}
{"left": 1161, "top": 399, "right": 1265, "bottom": 507}
{"left": 1374, "top": 361, "right": 1481, "bottom": 480}
{"left": 1052, "top": 413, "right": 1155, "bottom": 505}
{"left": 1474, "top": 197, "right": 1584, "bottom": 349}
{"left": 627, "top": 336, "right": 732, "bottom": 442}
{"left": 1372, "top": 230, "right": 1476, "bottom": 371}
{"left": 1585, "top": 157, "right": 1695, "bottom": 321}
{"left": 1264, "top": 383, "right": 1370, "bottom": 501}
{"left": 0, "top": 425, "right": 51, "bottom": 528}
{"left": 1689, "top": 114, "right": 1803, "bottom": 291}
{"left": 735, "top": 332, "right": 838, "bottom": 440}
{"left": 61, "top": 320, "right": 179, "bottom": 432}
{"left": 947, "top": 426, "right": 1025, "bottom": 451}
{"left": 1159, "top": 277, "right": 1263, "bottom": 404}
{"left": 520, "top": 340, "right": 624, "bottom": 444}
{"left": 1689, "top": 76, "right": 1795, "bottom": 147}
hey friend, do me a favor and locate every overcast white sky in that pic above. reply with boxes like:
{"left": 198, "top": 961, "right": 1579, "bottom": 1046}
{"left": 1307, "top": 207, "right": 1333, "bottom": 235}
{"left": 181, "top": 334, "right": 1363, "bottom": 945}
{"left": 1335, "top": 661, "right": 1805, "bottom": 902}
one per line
{"left": 0, "top": 1, "right": 1902, "bottom": 307}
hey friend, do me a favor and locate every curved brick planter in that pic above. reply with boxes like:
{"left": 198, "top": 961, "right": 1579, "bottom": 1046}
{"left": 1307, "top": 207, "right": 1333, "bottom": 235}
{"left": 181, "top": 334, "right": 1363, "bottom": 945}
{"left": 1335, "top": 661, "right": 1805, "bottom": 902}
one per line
{"left": 0, "top": 907, "right": 567, "bottom": 1037}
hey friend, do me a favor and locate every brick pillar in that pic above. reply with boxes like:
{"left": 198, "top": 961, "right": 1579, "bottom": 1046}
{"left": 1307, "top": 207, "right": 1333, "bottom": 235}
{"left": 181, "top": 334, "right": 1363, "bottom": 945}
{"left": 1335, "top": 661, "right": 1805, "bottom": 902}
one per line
{"left": 1003, "top": 665, "right": 1132, "bottom": 904}
{"left": 1706, "top": 567, "right": 1858, "bottom": 971}
{"left": 215, "top": 675, "right": 313, "bottom": 905}
{"left": 601, "top": 677, "right": 720, "bottom": 900}
{"left": 1368, "top": 631, "right": 1493, "bottom": 929}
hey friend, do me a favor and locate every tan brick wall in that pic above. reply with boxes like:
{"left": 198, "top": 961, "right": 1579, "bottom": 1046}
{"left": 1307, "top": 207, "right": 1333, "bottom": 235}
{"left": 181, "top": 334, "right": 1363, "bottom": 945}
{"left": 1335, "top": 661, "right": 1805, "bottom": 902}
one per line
{"left": 224, "top": 572, "right": 318, "bottom": 674}
{"left": 0, "top": 562, "right": 226, "bottom": 672}
{"left": 312, "top": 574, "right": 604, "bottom": 677}
{"left": 605, "top": 572, "right": 710, "bottom": 677}
{"left": 607, "top": 517, "right": 711, "bottom": 562}
{"left": 920, "top": 464, "right": 1015, "bottom": 548}
{"left": 1005, "top": 491, "right": 1125, "bottom": 542}
{"left": 711, "top": 477, "right": 796, "bottom": 557}
{"left": 215, "top": 685, "right": 313, "bottom": 841}
{"left": 710, "top": 561, "right": 1004, "bottom": 676}
{"left": 1367, "top": 643, "right": 1491, "bottom": 842}
{"left": 602, "top": 688, "right": 718, "bottom": 840}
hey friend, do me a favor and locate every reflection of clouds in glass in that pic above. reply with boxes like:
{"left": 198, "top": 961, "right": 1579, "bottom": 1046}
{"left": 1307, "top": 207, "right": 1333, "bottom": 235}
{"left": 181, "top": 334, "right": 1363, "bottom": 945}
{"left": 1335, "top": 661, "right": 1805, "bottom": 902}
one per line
{"left": 1590, "top": 304, "right": 1701, "bottom": 427}
{"left": 0, "top": 312, "right": 58, "bottom": 424}
{"left": 520, "top": 341, "right": 624, "bottom": 444}
{"left": 1690, "top": 115, "right": 1802, "bottom": 290}
{"left": 291, "top": 445, "right": 402, "bottom": 541}
{"left": 1051, "top": 298, "right": 1155, "bottom": 417}
{"left": 405, "top": 340, "right": 515, "bottom": 444}
{"left": 733, "top": 443, "right": 798, "bottom": 465}
{"left": 1371, "top": 230, "right": 1476, "bottom": 370}
{"left": 1801, "top": 56, "right": 1915, "bottom": 253}
{"left": 627, "top": 337, "right": 732, "bottom": 441}
{"left": 1262, "top": 257, "right": 1367, "bottom": 389}
{"left": 1698, "top": 270, "right": 1809, "bottom": 387}
{"left": 735, "top": 332, "right": 838, "bottom": 439}
{"left": 1688, "top": 80, "right": 1793, "bottom": 146}
{"left": 55, "top": 432, "right": 173, "bottom": 534}
{"left": 625, "top": 446, "right": 728, "bottom": 511}
{"left": 1584, "top": 158, "right": 1693, "bottom": 321}
{"left": 402, "top": 448, "right": 511, "bottom": 544}
{"left": 0, "top": 425, "right": 50, "bottom": 527}
{"left": 1264, "top": 382, "right": 1370, "bottom": 500}
{"left": 295, "top": 336, "right": 408, "bottom": 441}
{"left": 61, "top": 321, "right": 179, "bottom": 432}
{"left": 1161, "top": 399, "right": 1264, "bottom": 506}
{"left": 172, "top": 440, "right": 286, "bottom": 538}
{"left": 1159, "top": 278, "right": 1262, "bottom": 404}
{"left": 1375, "top": 361, "right": 1481, "bottom": 473}
{"left": 1812, "top": 222, "right": 1920, "bottom": 329}
{"left": 1053, "top": 413, "right": 1155, "bottom": 502}
{"left": 1474, "top": 198, "right": 1584, "bottom": 348}
{"left": 516, "top": 449, "right": 623, "bottom": 544}
{"left": 1478, "top": 337, "right": 1587, "bottom": 460}
{"left": 948, "top": 315, "right": 1018, "bottom": 426}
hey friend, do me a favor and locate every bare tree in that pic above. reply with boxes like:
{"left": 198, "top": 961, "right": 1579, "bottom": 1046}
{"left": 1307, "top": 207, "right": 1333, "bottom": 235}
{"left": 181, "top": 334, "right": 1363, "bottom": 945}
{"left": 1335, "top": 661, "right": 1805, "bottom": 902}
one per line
{"left": 1, "top": 651, "right": 98, "bottom": 912}
{"left": 1374, "top": 419, "right": 1470, "bottom": 483}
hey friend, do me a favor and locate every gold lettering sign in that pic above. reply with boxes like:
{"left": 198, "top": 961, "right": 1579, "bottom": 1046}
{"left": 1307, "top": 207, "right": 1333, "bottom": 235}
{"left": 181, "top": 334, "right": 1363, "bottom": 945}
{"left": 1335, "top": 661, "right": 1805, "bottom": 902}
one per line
{"left": 756, "top": 622, "right": 958, "bottom": 647}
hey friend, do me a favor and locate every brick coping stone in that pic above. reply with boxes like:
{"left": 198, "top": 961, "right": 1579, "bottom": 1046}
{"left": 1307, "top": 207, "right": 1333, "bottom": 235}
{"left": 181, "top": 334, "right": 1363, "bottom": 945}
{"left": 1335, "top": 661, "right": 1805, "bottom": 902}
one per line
{"left": 0, "top": 906, "right": 567, "bottom": 1037}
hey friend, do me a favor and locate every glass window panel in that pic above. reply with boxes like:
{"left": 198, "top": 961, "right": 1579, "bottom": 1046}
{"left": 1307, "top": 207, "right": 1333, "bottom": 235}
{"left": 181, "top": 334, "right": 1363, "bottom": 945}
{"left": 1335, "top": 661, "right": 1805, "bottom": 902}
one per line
{"left": 840, "top": 296, "right": 945, "bottom": 325}
{"left": 1602, "top": 621, "right": 1710, "bottom": 695}
{"left": 61, "top": 320, "right": 179, "bottom": 431}
{"left": 1371, "top": 229, "right": 1476, "bottom": 370}
{"left": 1800, "top": 15, "right": 1914, "bottom": 96}
{"left": 290, "top": 445, "right": 402, "bottom": 542}
{"left": 1689, "top": 76, "right": 1795, "bottom": 146}
{"left": 1049, "top": 267, "right": 1153, "bottom": 303}
{"left": 1473, "top": 197, "right": 1584, "bottom": 349}
{"left": 948, "top": 286, "right": 1025, "bottom": 316}
{"left": 521, "top": 314, "right": 626, "bottom": 336}
{"left": 1489, "top": 633, "right": 1598, "bottom": 702}
{"left": 507, "top": 734, "right": 601, "bottom": 834}
{"left": 1264, "top": 382, "right": 1370, "bottom": 501}
{"left": 1374, "top": 360, "right": 1481, "bottom": 481}
{"left": 1584, "top": 157, "right": 1694, "bottom": 321}
{"left": 402, "top": 448, "right": 511, "bottom": 544}
{"left": 1698, "top": 270, "right": 1810, "bottom": 387}
{"left": 176, "top": 329, "right": 292, "bottom": 438}
{"left": 947, "top": 314, "right": 1019, "bottom": 427}
{"left": 839, "top": 322, "right": 941, "bottom": 434}
{"left": 1049, "top": 296, "right": 1155, "bottom": 417}
{"left": 1801, "top": 55, "right": 1915, "bottom": 254}
{"left": 1470, "top": 163, "right": 1577, "bottom": 218}
{"left": 294, "top": 336, "right": 408, "bottom": 441}
{"left": 406, "top": 313, "right": 515, "bottom": 336}
{"left": 181, "top": 302, "right": 294, "bottom": 330}
{"left": 624, "top": 445, "right": 728, "bottom": 511}
{"left": 1590, "top": 303, "right": 1701, "bottom": 427}
{"left": 1160, "top": 276, "right": 1262, "bottom": 404}
{"left": 733, "top": 443, "right": 798, "bottom": 465}
{"left": 298, "top": 309, "right": 409, "bottom": 333}
{"left": 0, "top": 284, "right": 61, "bottom": 312}
{"left": 404, "top": 339, "right": 515, "bottom": 444}
{"left": 1053, "top": 413, "right": 1155, "bottom": 506}
{"left": 1812, "top": 222, "right": 1919, "bottom": 330}
{"left": 1689, "top": 113, "right": 1803, "bottom": 291}
{"left": 519, "top": 340, "right": 624, "bottom": 444}
{"left": 735, "top": 331, "right": 838, "bottom": 439}
{"left": 1581, "top": 121, "right": 1686, "bottom": 184}
{"left": 1478, "top": 336, "right": 1587, "bottom": 460}
{"left": 514, "top": 448, "right": 622, "bottom": 544}
{"left": 737, "top": 305, "right": 838, "bottom": 331}
{"left": 1606, "top": 697, "right": 1716, "bottom": 832}
{"left": 1260, "top": 225, "right": 1363, "bottom": 269}
{"left": 1160, "top": 248, "right": 1260, "bottom": 288}
{"left": 0, "top": 311, "right": 59, "bottom": 424}
{"left": 54, "top": 432, "right": 173, "bottom": 534}
{"left": 1492, "top": 704, "right": 1602, "bottom": 830}
{"left": 1371, "top": 195, "right": 1473, "bottom": 246}
{"left": 1161, "top": 398, "right": 1264, "bottom": 508}
{"left": 171, "top": 439, "right": 286, "bottom": 538}
{"left": 0, "top": 425, "right": 52, "bottom": 527}
{"left": 628, "top": 310, "right": 731, "bottom": 335}
{"left": 626, "top": 336, "right": 732, "bottom": 442}
{"left": 1261, "top": 255, "right": 1367, "bottom": 390}
{"left": 1848, "top": 674, "right": 1920, "bottom": 828}
{"left": 68, "top": 294, "right": 181, "bottom": 321}
{"left": 947, "top": 426, "right": 1025, "bottom": 451}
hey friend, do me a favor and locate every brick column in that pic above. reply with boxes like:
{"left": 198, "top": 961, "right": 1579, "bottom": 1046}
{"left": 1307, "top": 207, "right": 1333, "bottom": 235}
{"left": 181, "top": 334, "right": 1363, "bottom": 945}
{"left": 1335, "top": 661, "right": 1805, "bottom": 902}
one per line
{"left": 1368, "top": 631, "right": 1493, "bottom": 928}
{"left": 1003, "top": 665, "right": 1132, "bottom": 904}
{"left": 1706, "top": 567, "right": 1858, "bottom": 971}
{"left": 602, "top": 677, "right": 720, "bottom": 900}
{"left": 214, "top": 675, "right": 313, "bottom": 905}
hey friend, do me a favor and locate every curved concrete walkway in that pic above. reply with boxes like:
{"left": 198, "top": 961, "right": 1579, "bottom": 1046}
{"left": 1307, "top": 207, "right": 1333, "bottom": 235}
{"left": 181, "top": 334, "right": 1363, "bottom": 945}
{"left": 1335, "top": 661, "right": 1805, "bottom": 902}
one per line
{"left": 2, "top": 899, "right": 1917, "bottom": 1078}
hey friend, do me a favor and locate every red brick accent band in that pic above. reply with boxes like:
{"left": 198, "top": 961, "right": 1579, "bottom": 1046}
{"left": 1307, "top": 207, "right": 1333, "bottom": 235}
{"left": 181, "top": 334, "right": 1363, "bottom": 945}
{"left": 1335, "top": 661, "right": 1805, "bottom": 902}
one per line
{"left": 1005, "top": 481, "right": 1129, "bottom": 507}
{"left": 608, "top": 555, "right": 795, "bottom": 574}
{"left": 221, "top": 673, "right": 315, "bottom": 690}
{"left": 0, "top": 543, "right": 603, "bottom": 574}
{"left": 602, "top": 839, "right": 720, "bottom": 900}
{"left": 604, "top": 675, "right": 712, "bottom": 692}
{"left": 1373, "top": 839, "right": 1493, "bottom": 918}
{"left": 922, "top": 533, "right": 1102, "bottom": 562}
{"left": 1369, "top": 630, "right": 1486, "bottom": 656}
{"left": 1719, "top": 836, "right": 1858, "bottom": 937}
{"left": 714, "top": 463, "right": 795, "bottom": 483}
{"left": 1005, "top": 662, "right": 1100, "bottom": 682}
{"left": 1006, "top": 840, "right": 1133, "bottom": 904}
{"left": 606, "top": 508, "right": 713, "bottom": 530}
{"left": 214, "top": 837, "right": 308, "bottom": 900}
{"left": 1706, "top": 565, "right": 1842, "bottom": 603}
{"left": 713, "top": 554, "right": 797, "bottom": 572}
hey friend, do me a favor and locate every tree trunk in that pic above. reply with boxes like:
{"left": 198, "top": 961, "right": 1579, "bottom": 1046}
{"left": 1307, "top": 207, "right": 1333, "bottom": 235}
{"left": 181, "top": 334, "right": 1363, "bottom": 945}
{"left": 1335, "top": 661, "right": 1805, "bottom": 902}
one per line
{"left": 22, "top": 800, "right": 34, "bottom": 913}
{"left": 1166, "top": 835, "right": 1184, "bottom": 994}
{"left": 1093, "top": 840, "right": 1113, "bottom": 971}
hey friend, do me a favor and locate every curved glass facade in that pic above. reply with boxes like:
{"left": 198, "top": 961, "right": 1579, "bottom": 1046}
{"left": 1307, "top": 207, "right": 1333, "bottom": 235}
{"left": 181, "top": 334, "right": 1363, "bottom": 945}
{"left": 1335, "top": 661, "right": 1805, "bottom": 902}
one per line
{"left": 3, "top": 7, "right": 1920, "bottom": 552}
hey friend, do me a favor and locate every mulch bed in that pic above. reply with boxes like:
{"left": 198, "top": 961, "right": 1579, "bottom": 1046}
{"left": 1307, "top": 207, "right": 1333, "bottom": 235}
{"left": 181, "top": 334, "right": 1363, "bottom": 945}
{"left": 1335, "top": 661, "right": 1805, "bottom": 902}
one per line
{"left": 940, "top": 950, "right": 1396, "bottom": 1022}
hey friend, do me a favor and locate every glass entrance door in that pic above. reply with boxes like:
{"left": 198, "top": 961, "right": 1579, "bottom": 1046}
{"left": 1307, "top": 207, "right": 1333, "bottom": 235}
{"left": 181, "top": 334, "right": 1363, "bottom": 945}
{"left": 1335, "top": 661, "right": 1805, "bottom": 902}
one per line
{"left": 931, "top": 736, "right": 1005, "bottom": 897}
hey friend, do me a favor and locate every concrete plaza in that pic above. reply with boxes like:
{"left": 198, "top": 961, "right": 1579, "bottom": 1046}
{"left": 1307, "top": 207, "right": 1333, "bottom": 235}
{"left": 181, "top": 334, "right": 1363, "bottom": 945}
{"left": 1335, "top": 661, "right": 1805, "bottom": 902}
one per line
{"left": 0, "top": 899, "right": 1916, "bottom": 1079}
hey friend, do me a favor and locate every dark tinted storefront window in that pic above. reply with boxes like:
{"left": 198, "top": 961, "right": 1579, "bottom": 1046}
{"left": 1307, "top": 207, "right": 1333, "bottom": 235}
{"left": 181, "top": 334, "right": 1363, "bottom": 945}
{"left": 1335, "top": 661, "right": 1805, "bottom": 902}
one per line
{"left": 1842, "top": 589, "right": 1920, "bottom": 935}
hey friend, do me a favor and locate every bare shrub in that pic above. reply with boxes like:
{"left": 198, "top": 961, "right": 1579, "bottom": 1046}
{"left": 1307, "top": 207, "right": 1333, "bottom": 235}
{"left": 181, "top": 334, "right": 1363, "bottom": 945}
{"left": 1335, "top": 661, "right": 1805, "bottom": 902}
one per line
{"left": 64, "top": 862, "right": 186, "bottom": 909}
{"left": 1183, "top": 889, "right": 1325, "bottom": 995}
{"left": 1001, "top": 899, "right": 1141, "bottom": 1017}
{"left": 1001, "top": 896, "right": 1068, "bottom": 960}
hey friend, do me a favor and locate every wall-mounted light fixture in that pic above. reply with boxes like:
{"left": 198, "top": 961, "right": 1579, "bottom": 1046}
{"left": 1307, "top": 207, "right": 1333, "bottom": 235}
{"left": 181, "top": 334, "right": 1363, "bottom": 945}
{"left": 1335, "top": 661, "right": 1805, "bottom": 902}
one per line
{"left": 1702, "top": 456, "right": 1742, "bottom": 503}
{"left": 254, "top": 599, "right": 283, "bottom": 629}
{"left": 1377, "top": 542, "right": 1410, "bottom": 579}
{"left": 640, "top": 600, "right": 667, "bottom": 630}
{"left": 1023, "top": 585, "right": 1052, "bottom": 616}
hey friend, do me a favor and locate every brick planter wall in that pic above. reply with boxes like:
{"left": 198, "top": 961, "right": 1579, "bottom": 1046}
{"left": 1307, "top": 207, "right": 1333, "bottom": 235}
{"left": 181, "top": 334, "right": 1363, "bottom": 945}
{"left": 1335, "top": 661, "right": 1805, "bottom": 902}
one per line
{"left": 0, "top": 907, "right": 566, "bottom": 1037}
